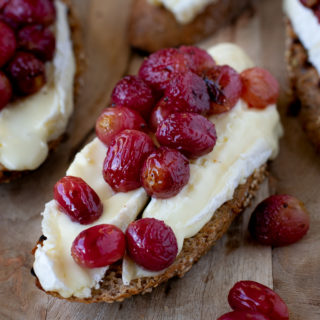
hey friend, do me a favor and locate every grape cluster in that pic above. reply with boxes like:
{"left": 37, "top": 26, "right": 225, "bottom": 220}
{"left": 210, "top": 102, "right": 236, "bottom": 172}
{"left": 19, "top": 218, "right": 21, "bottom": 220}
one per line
{"left": 0, "top": 0, "right": 56, "bottom": 110}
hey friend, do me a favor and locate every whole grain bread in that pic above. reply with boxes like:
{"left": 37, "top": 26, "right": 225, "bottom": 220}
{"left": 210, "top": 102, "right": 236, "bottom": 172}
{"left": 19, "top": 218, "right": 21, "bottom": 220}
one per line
{"left": 129, "top": 0, "right": 251, "bottom": 52}
{"left": 285, "top": 19, "right": 320, "bottom": 153}
{"left": 33, "top": 164, "right": 267, "bottom": 303}
{"left": 0, "top": 0, "right": 84, "bottom": 183}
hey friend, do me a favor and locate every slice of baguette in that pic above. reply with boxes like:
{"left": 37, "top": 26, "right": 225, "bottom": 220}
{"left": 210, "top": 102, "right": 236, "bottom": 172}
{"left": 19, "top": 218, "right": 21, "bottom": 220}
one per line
{"left": 33, "top": 164, "right": 267, "bottom": 303}
{"left": 0, "top": 0, "right": 84, "bottom": 184}
{"left": 129, "top": 0, "right": 251, "bottom": 52}
{"left": 285, "top": 19, "right": 320, "bottom": 153}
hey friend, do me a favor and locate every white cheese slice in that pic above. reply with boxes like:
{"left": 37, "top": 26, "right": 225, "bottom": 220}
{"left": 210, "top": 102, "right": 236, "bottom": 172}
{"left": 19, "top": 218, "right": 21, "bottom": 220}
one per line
{"left": 148, "top": 0, "right": 218, "bottom": 24}
{"left": 34, "top": 138, "right": 148, "bottom": 298}
{"left": 121, "top": 44, "right": 283, "bottom": 284}
{"left": 0, "top": 0, "right": 75, "bottom": 171}
{"left": 284, "top": 0, "right": 320, "bottom": 75}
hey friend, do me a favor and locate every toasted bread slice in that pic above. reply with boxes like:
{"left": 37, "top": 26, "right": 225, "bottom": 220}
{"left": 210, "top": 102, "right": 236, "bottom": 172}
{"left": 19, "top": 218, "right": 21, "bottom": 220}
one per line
{"left": 0, "top": 0, "right": 84, "bottom": 184}
{"left": 33, "top": 164, "right": 267, "bottom": 303}
{"left": 129, "top": 0, "right": 251, "bottom": 52}
{"left": 285, "top": 19, "right": 320, "bottom": 153}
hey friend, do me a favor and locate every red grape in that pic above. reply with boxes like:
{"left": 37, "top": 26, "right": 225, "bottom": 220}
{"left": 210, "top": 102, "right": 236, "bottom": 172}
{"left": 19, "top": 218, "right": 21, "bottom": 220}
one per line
{"left": 0, "top": 71, "right": 12, "bottom": 110}
{"left": 3, "top": 0, "right": 56, "bottom": 27}
{"left": 148, "top": 99, "right": 173, "bottom": 132}
{"left": 18, "top": 24, "right": 55, "bottom": 61}
{"left": 248, "top": 194, "right": 309, "bottom": 247}
{"left": 103, "top": 129, "right": 155, "bottom": 192}
{"left": 71, "top": 224, "right": 125, "bottom": 268}
{"left": 141, "top": 147, "right": 190, "bottom": 199}
{"left": 111, "top": 75, "right": 155, "bottom": 118}
{"left": 126, "top": 218, "right": 178, "bottom": 271}
{"left": 7, "top": 51, "right": 46, "bottom": 95}
{"left": 179, "top": 45, "right": 216, "bottom": 76}
{"left": 156, "top": 113, "right": 217, "bottom": 158}
{"left": 95, "top": 106, "right": 146, "bottom": 146}
{"left": 204, "top": 65, "right": 242, "bottom": 114}
{"left": 138, "top": 48, "right": 188, "bottom": 92}
{"left": 162, "top": 71, "right": 210, "bottom": 115}
{"left": 228, "top": 281, "right": 289, "bottom": 320}
{"left": 0, "top": 0, "right": 9, "bottom": 11}
{"left": 0, "top": 21, "right": 16, "bottom": 67}
{"left": 54, "top": 176, "right": 103, "bottom": 225}
{"left": 217, "top": 311, "right": 270, "bottom": 320}
{"left": 240, "top": 67, "right": 279, "bottom": 109}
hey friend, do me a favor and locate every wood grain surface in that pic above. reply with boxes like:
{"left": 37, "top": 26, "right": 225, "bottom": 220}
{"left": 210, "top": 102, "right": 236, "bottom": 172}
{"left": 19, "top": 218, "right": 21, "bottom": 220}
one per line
{"left": 0, "top": 0, "right": 319, "bottom": 319}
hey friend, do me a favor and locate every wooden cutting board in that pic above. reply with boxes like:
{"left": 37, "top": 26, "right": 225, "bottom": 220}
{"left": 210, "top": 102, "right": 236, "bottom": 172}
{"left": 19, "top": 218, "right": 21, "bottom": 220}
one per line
{"left": 0, "top": 0, "right": 319, "bottom": 319}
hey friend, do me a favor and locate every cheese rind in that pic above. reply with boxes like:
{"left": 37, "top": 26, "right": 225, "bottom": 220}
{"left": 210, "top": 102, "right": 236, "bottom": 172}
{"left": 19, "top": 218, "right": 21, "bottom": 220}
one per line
{"left": 284, "top": 0, "right": 320, "bottom": 75}
{"left": 0, "top": 0, "right": 75, "bottom": 171}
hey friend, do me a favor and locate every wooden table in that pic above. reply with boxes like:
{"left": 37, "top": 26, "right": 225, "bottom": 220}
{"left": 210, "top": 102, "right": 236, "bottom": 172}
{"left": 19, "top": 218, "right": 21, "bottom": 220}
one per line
{"left": 0, "top": 0, "right": 319, "bottom": 319}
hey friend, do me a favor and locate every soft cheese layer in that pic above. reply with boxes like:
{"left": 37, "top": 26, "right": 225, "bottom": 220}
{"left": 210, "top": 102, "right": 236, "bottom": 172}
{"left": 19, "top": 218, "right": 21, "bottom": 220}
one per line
{"left": 148, "top": 0, "right": 217, "bottom": 24}
{"left": 122, "top": 44, "right": 283, "bottom": 284}
{"left": 0, "top": 0, "right": 75, "bottom": 171}
{"left": 34, "top": 43, "right": 282, "bottom": 298}
{"left": 34, "top": 138, "right": 148, "bottom": 298}
{"left": 284, "top": 0, "right": 320, "bottom": 74}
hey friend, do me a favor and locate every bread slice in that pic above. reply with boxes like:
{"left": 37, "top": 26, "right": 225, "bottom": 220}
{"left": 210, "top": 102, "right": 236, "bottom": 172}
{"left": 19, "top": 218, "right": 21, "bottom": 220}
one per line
{"left": 33, "top": 164, "right": 267, "bottom": 303}
{"left": 129, "top": 0, "right": 251, "bottom": 52}
{"left": 0, "top": 0, "right": 84, "bottom": 184}
{"left": 285, "top": 19, "right": 320, "bottom": 153}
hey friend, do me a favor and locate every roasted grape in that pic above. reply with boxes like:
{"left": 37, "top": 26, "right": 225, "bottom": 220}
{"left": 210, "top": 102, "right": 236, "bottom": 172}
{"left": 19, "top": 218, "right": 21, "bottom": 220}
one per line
{"left": 126, "top": 218, "right": 178, "bottom": 271}
{"left": 54, "top": 176, "right": 103, "bottom": 225}
{"left": 0, "top": 71, "right": 12, "bottom": 110}
{"left": 3, "top": 0, "right": 56, "bottom": 27}
{"left": 71, "top": 224, "right": 126, "bottom": 268}
{"left": 138, "top": 48, "right": 188, "bottom": 92}
{"left": 217, "top": 311, "right": 270, "bottom": 320}
{"left": 179, "top": 45, "right": 216, "bottom": 76}
{"left": 7, "top": 51, "right": 46, "bottom": 95}
{"left": 240, "top": 67, "right": 279, "bottom": 109}
{"left": 111, "top": 75, "right": 155, "bottom": 118}
{"left": 228, "top": 281, "right": 289, "bottom": 320}
{"left": 95, "top": 106, "right": 146, "bottom": 146}
{"left": 249, "top": 194, "right": 309, "bottom": 247}
{"left": 148, "top": 99, "right": 173, "bottom": 132}
{"left": 156, "top": 113, "right": 217, "bottom": 158}
{"left": 103, "top": 129, "right": 155, "bottom": 192}
{"left": 0, "top": 21, "right": 16, "bottom": 67}
{"left": 18, "top": 24, "right": 55, "bottom": 61}
{"left": 162, "top": 71, "right": 210, "bottom": 115}
{"left": 141, "top": 147, "right": 190, "bottom": 199}
{"left": 204, "top": 65, "right": 242, "bottom": 114}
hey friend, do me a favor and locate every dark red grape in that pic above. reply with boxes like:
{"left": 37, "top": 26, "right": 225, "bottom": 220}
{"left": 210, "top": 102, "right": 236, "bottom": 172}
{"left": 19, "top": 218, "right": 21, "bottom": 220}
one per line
{"left": 7, "top": 51, "right": 46, "bottom": 95}
{"left": 156, "top": 112, "right": 217, "bottom": 158}
{"left": 111, "top": 75, "right": 155, "bottom": 118}
{"left": 126, "top": 218, "right": 178, "bottom": 271}
{"left": 54, "top": 176, "right": 103, "bottom": 225}
{"left": 138, "top": 48, "right": 188, "bottom": 92}
{"left": 149, "top": 99, "right": 174, "bottom": 132}
{"left": 228, "top": 281, "right": 289, "bottom": 320}
{"left": 240, "top": 67, "right": 279, "bottom": 109}
{"left": 71, "top": 224, "right": 125, "bottom": 268}
{"left": 179, "top": 45, "right": 216, "bottom": 76}
{"left": 103, "top": 129, "right": 155, "bottom": 192}
{"left": 204, "top": 65, "right": 242, "bottom": 114}
{"left": 0, "top": 21, "right": 16, "bottom": 67}
{"left": 141, "top": 147, "right": 190, "bottom": 199}
{"left": 162, "top": 71, "right": 210, "bottom": 115}
{"left": 95, "top": 106, "right": 146, "bottom": 146}
{"left": 18, "top": 24, "right": 55, "bottom": 61}
{"left": 249, "top": 194, "right": 309, "bottom": 247}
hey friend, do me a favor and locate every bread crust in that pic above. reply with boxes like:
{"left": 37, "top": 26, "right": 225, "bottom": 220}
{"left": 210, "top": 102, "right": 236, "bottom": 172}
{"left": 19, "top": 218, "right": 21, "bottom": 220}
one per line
{"left": 0, "top": 0, "right": 84, "bottom": 183}
{"left": 129, "top": 0, "right": 251, "bottom": 52}
{"left": 285, "top": 19, "right": 320, "bottom": 153}
{"left": 33, "top": 164, "right": 267, "bottom": 303}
